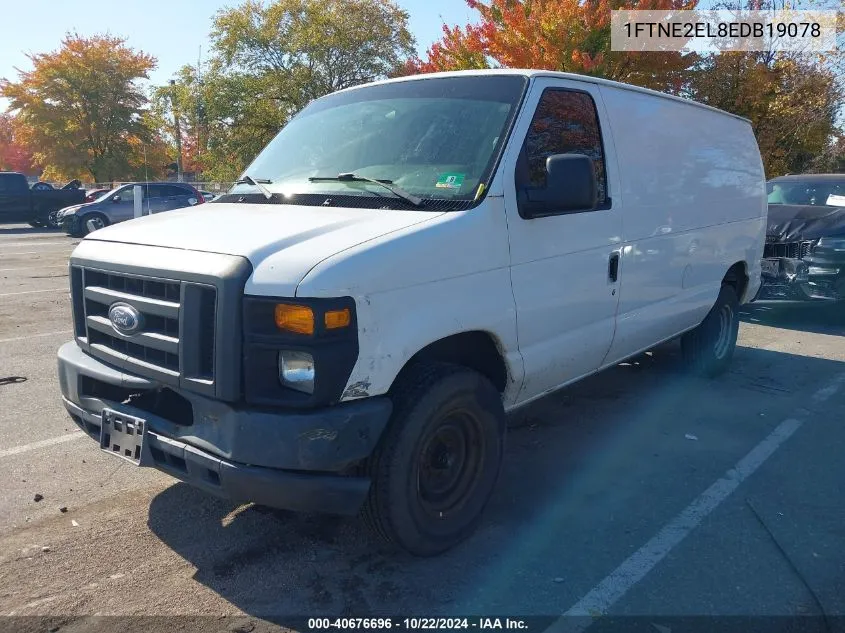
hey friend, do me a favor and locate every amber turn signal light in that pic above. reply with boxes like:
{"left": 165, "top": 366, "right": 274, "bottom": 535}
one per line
{"left": 324, "top": 308, "right": 351, "bottom": 329}
{"left": 274, "top": 304, "right": 314, "bottom": 335}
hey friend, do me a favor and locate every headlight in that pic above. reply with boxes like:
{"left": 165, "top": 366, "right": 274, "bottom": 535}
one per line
{"left": 278, "top": 351, "right": 315, "bottom": 393}
{"left": 243, "top": 296, "right": 357, "bottom": 407}
{"left": 818, "top": 237, "right": 845, "bottom": 252}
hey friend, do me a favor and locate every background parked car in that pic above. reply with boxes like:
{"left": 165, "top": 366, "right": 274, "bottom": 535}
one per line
{"left": 758, "top": 173, "right": 845, "bottom": 301}
{"left": 0, "top": 172, "right": 86, "bottom": 226}
{"left": 57, "top": 182, "right": 205, "bottom": 236}
{"left": 198, "top": 190, "right": 218, "bottom": 202}
{"left": 84, "top": 188, "right": 112, "bottom": 203}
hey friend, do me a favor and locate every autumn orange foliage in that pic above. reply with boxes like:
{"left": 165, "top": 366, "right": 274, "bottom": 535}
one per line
{"left": 0, "top": 113, "right": 37, "bottom": 175}
{"left": 405, "top": 0, "right": 699, "bottom": 93}
{"left": 1, "top": 34, "right": 160, "bottom": 182}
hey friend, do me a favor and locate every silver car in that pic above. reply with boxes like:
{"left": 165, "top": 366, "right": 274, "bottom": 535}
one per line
{"left": 57, "top": 182, "right": 205, "bottom": 236}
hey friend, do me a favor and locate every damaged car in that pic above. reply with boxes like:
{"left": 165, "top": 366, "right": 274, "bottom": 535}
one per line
{"left": 758, "top": 174, "right": 845, "bottom": 301}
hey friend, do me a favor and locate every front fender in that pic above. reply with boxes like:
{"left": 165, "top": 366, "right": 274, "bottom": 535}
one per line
{"left": 340, "top": 268, "right": 523, "bottom": 406}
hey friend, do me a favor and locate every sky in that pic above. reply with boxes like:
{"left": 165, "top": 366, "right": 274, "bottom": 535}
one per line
{"left": 0, "top": 0, "right": 476, "bottom": 108}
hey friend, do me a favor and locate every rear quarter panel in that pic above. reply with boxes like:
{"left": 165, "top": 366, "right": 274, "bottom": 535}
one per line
{"left": 599, "top": 85, "right": 765, "bottom": 363}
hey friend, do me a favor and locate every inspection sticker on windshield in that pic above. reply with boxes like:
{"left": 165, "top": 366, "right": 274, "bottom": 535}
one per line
{"left": 435, "top": 173, "right": 465, "bottom": 190}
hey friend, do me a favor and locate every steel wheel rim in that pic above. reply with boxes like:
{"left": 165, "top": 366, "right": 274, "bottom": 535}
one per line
{"left": 417, "top": 410, "right": 484, "bottom": 516}
{"left": 713, "top": 304, "right": 733, "bottom": 359}
{"left": 88, "top": 217, "right": 105, "bottom": 230}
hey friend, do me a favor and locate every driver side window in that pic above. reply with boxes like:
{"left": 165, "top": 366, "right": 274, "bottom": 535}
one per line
{"left": 518, "top": 89, "right": 608, "bottom": 205}
{"left": 115, "top": 188, "right": 135, "bottom": 202}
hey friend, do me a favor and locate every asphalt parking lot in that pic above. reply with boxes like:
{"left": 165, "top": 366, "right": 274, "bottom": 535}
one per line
{"left": 1, "top": 223, "right": 845, "bottom": 633}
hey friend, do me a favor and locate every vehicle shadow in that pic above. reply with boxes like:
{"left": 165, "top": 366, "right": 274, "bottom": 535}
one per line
{"left": 145, "top": 343, "right": 844, "bottom": 625}
{"left": 740, "top": 301, "right": 844, "bottom": 337}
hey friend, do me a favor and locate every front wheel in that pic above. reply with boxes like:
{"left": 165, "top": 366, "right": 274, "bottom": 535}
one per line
{"left": 78, "top": 213, "right": 108, "bottom": 235}
{"left": 363, "top": 362, "right": 505, "bottom": 556}
{"left": 681, "top": 284, "right": 739, "bottom": 377}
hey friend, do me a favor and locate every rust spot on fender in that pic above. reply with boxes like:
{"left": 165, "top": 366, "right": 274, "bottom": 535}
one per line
{"left": 343, "top": 379, "right": 371, "bottom": 399}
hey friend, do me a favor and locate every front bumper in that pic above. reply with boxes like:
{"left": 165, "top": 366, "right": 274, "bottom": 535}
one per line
{"left": 757, "top": 257, "right": 845, "bottom": 302}
{"left": 58, "top": 341, "right": 392, "bottom": 514}
{"left": 58, "top": 214, "right": 80, "bottom": 234}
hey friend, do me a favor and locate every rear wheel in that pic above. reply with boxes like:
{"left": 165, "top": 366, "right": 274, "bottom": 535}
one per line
{"left": 363, "top": 362, "right": 505, "bottom": 556}
{"left": 681, "top": 284, "right": 739, "bottom": 377}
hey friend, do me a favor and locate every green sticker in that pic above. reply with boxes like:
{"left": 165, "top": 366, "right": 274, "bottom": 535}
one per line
{"left": 435, "top": 172, "right": 465, "bottom": 189}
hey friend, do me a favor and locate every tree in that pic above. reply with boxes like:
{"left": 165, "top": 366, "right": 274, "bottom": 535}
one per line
{"left": 0, "top": 34, "right": 161, "bottom": 182}
{"left": 0, "top": 113, "right": 37, "bottom": 175}
{"left": 405, "top": 0, "right": 699, "bottom": 93}
{"left": 689, "top": 0, "right": 844, "bottom": 175}
{"left": 156, "top": 0, "right": 416, "bottom": 181}
{"left": 690, "top": 52, "right": 844, "bottom": 176}
{"left": 409, "top": 0, "right": 844, "bottom": 176}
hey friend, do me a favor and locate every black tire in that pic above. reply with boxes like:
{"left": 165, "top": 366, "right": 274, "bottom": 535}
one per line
{"left": 46, "top": 209, "right": 61, "bottom": 229}
{"left": 681, "top": 284, "right": 739, "bottom": 377}
{"left": 362, "top": 362, "right": 505, "bottom": 556}
{"left": 78, "top": 213, "right": 109, "bottom": 235}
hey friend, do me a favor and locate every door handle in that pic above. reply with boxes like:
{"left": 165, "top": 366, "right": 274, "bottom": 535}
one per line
{"left": 608, "top": 250, "right": 620, "bottom": 283}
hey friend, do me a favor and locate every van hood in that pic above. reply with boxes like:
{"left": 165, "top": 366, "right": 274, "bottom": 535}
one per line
{"left": 85, "top": 202, "right": 442, "bottom": 296}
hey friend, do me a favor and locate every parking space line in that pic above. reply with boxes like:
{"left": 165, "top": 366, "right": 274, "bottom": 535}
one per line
{"left": 0, "top": 249, "right": 75, "bottom": 257}
{"left": 0, "top": 240, "right": 77, "bottom": 249}
{"left": 1, "top": 241, "right": 78, "bottom": 248}
{"left": 810, "top": 373, "right": 845, "bottom": 404}
{"left": 552, "top": 371, "right": 845, "bottom": 632}
{"left": 0, "top": 330, "right": 72, "bottom": 344}
{"left": 0, "top": 288, "right": 67, "bottom": 298}
{"left": 0, "top": 265, "right": 67, "bottom": 272}
{"left": 0, "top": 432, "right": 84, "bottom": 459}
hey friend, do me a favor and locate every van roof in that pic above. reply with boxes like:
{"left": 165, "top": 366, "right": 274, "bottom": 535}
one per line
{"left": 333, "top": 69, "right": 752, "bottom": 124}
{"left": 769, "top": 173, "right": 845, "bottom": 183}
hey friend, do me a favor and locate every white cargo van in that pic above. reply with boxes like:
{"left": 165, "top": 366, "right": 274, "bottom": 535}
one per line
{"left": 58, "top": 70, "right": 766, "bottom": 555}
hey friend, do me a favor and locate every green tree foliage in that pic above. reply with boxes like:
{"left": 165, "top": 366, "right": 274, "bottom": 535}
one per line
{"left": 0, "top": 34, "right": 169, "bottom": 182}
{"left": 156, "top": 0, "right": 416, "bottom": 181}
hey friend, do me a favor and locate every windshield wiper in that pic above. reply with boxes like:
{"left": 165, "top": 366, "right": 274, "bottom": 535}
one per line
{"left": 235, "top": 175, "right": 274, "bottom": 200}
{"left": 308, "top": 172, "right": 423, "bottom": 207}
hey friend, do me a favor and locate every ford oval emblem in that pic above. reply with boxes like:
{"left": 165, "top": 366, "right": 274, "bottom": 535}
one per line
{"left": 108, "top": 302, "right": 143, "bottom": 336}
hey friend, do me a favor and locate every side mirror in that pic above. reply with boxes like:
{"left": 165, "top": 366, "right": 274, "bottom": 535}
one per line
{"left": 520, "top": 153, "right": 597, "bottom": 219}
{"left": 112, "top": 195, "right": 121, "bottom": 203}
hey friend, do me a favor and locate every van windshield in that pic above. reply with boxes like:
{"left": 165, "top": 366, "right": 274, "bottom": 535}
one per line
{"left": 231, "top": 75, "right": 528, "bottom": 209}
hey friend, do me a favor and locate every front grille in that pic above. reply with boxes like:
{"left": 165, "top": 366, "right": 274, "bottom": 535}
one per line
{"left": 88, "top": 329, "right": 180, "bottom": 372}
{"left": 763, "top": 240, "right": 814, "bottom": 259}
{"left": 72, "top": 266, "right": 217, "bottom": 387}
{"left": 85, "top": 270, "right": 181, "bottom": 302}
